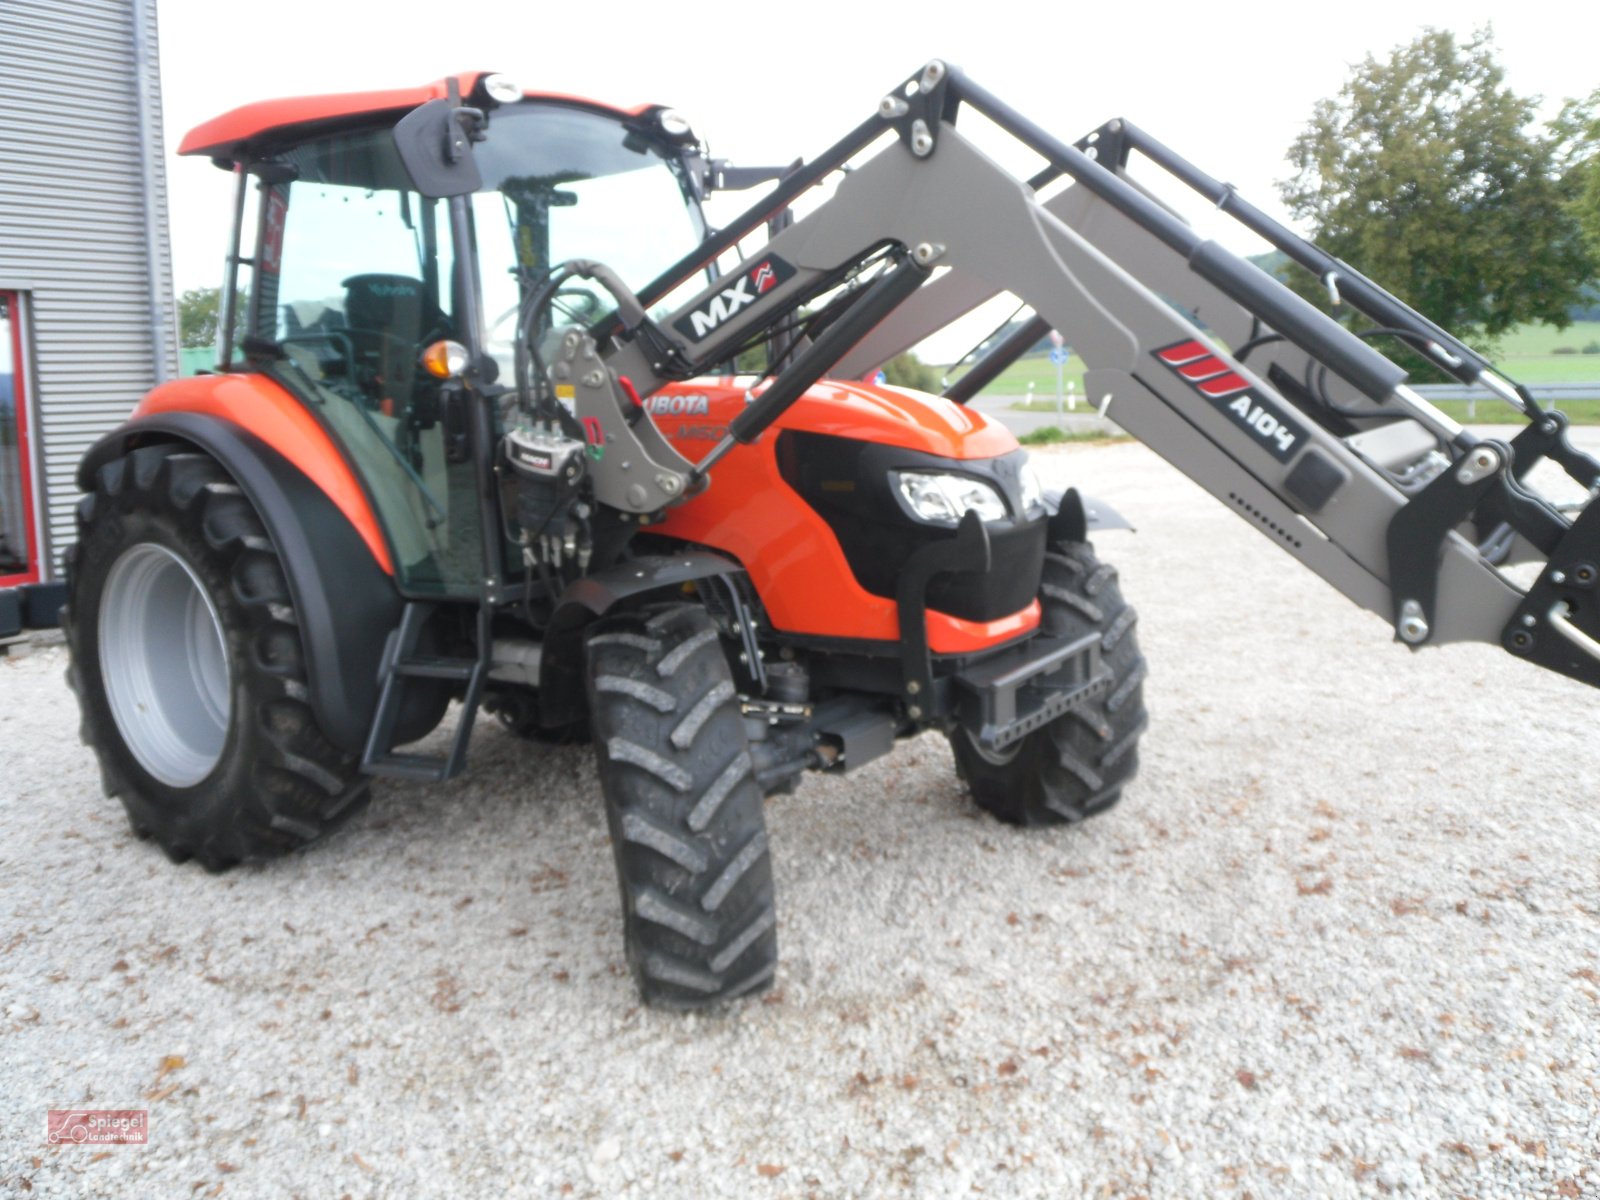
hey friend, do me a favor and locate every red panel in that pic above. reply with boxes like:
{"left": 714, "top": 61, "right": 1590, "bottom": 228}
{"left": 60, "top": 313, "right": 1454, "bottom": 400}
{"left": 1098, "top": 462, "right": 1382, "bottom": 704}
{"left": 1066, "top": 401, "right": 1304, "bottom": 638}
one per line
{"left": 1197, "top": 372, "right": 1250, "bottom": 397}
{"left": 0, "top": 292, "right": 39, "bottom": 586}
{"left": 180, "top": 74, "right": 659, "bottom": 159}
{"left": 1178, "top": 357, "right": 1228, "bottom": 381}
{"left": 1155, "top": 340, "right": 1210, "bottom": 366}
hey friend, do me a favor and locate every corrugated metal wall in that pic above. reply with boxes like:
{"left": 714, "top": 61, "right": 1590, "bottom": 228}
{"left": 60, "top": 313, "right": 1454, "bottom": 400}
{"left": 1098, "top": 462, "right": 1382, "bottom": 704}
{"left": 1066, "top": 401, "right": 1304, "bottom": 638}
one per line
{"left": 0, "top": 0, "right": 176, "bottom": 578}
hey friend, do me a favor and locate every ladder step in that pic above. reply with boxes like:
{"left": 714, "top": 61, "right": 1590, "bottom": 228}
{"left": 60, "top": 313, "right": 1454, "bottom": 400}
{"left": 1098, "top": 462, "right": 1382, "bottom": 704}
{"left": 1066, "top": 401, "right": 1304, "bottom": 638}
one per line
{"left": 394, "top": 656, "right": 476, "bottom": 682}
{"left": 361, "top": 598, "right": 493, "bottom": 785}
{"left": 363, "top": 751, "right": 453, "bottom": 782}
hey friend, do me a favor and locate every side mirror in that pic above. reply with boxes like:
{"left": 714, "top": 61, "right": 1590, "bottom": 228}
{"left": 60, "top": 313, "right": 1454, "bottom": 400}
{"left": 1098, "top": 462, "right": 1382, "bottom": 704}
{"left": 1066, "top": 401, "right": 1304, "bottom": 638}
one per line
{"left": 394, "top": 99, "right": 484, "bottom": 198}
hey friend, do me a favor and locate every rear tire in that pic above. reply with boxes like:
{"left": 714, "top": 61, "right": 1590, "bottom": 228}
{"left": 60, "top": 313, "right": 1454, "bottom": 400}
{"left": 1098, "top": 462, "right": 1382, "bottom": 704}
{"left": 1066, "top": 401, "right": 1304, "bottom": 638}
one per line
{"left": 63, "top": 443, "right": 369, "bottom": 870}
{"left": 949, "top": 539, "right": 1148, "bottom": 827}
{"left": 585, "top": 603, "right": 777, "bottom": 1009}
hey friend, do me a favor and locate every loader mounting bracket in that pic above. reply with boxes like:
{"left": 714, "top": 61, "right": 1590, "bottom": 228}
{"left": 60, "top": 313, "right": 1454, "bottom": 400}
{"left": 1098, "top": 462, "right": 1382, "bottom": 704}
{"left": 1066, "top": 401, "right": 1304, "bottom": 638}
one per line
{"left": 1505, "top": 408, "right": 1600, "bottom": 491}
{"left": 1385, "top": 442, "right": 1513, "bottom": 645}
{"left": 1502, "top": 500, "right": 1600, "bottom": 689}
{"left": 882, "top": 60, "right": 956, "bottom": 159}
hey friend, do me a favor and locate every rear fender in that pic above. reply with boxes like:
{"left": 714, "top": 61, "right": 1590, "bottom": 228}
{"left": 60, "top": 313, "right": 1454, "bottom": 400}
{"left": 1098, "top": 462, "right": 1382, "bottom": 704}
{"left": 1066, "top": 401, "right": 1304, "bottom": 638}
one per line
{"left": 538, "top": 552, "right": 746, "bottom": 727}
{"left": 78, "top": 412, "right": 401, "bottom": 755}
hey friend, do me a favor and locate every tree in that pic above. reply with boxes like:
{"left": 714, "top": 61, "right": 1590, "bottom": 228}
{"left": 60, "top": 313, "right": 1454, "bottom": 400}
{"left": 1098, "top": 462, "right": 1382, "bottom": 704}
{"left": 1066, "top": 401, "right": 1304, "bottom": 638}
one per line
{"left": 1279, "top": 29, "right": 1594, "bottom": 349}
{"left": 177, "top": 286, "right": 222, "bottom": 349}
{"left": 880, "top": 352, "right": 941, "bottom": 392}
{"left": 1554, "top": 87, "right": 1600, "bottom": 261}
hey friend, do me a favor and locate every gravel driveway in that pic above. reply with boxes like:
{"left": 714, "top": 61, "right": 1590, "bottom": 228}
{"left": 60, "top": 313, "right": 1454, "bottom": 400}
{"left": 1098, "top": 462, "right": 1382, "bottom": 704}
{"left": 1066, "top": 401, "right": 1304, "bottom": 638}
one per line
{"left": 2, "top": 437, "right": 1596, "bottom": 1198}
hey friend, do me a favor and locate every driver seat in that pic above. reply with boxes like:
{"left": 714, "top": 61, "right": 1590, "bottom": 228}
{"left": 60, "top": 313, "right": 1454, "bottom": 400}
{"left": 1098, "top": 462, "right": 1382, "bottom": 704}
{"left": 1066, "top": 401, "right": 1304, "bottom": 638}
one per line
{"left": 341, "top": 273, "right": 448, "bottom": 405}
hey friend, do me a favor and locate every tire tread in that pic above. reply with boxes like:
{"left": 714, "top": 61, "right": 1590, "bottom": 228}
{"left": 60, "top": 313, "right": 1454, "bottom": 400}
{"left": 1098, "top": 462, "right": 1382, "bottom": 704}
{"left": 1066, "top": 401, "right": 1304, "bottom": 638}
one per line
{"left": 586, "top": 604, "right": 777, "bottom": 1008}
{"left": 63, "top": 442, "right": 368, "bottom": 870}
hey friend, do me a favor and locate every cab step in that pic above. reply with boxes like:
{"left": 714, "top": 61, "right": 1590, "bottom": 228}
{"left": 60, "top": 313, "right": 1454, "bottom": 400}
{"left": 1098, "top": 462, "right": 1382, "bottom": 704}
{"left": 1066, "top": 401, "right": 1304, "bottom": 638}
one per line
{"left": 361, "top": 601, "right": 489, "bottom": 783}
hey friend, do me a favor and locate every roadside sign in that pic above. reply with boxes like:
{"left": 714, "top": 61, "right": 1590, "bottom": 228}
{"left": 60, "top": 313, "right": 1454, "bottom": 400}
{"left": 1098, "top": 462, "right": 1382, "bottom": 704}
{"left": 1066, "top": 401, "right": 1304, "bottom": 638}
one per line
{"left": 1049, "top": 348, "right": 1070, "bottom": 365}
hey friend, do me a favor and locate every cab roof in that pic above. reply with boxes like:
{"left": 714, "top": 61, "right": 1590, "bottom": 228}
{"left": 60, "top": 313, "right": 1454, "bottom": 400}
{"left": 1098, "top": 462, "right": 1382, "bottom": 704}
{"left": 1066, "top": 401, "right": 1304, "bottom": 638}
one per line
{"left": 178, "top": 71, "right": 657, "bottom": 162}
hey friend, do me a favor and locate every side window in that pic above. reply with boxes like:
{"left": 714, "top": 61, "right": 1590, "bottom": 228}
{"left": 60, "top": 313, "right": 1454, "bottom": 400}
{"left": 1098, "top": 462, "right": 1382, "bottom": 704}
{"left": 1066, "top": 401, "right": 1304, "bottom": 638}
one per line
{"left": 274, "top": 185, "right": 453, "bottom": 399}
{"left": 260, "top": 140, "right": 478, "bottom": 596}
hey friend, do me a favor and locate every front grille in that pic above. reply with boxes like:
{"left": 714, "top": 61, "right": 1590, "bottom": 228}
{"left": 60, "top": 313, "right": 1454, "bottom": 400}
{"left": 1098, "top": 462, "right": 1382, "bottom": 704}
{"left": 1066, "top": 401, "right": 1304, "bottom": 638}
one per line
{"left": 777, "top": 431, "right": 1046, "bottom": 623}
{"left": 926, "top": 518, "right": 1046, "bottom": 621}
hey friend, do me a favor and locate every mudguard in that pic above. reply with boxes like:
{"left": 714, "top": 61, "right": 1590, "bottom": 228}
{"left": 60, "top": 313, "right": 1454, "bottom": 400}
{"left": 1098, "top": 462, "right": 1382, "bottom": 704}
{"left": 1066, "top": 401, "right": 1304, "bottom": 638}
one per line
{"left": 77, "top": 412, "right": 402, "bottom": 755}
{"left": 538, "top": 551, "right": 746, "bottom": 727}
{"left": 1044, "top": 487, "right": 1135, "bottom": 543}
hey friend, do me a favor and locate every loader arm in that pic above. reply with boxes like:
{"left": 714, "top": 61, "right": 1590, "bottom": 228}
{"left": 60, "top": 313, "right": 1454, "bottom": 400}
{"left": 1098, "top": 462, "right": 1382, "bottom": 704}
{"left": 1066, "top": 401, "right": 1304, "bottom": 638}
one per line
{"left": 582, "top": 61, "right": 1600, "bottom": 693}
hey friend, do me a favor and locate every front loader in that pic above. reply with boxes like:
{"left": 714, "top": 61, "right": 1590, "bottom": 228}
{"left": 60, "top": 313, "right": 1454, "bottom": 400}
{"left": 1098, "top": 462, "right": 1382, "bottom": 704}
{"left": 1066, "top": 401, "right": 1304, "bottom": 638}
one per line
{"left": 65, "top": 63, "right": 1600, "bottom": 1009}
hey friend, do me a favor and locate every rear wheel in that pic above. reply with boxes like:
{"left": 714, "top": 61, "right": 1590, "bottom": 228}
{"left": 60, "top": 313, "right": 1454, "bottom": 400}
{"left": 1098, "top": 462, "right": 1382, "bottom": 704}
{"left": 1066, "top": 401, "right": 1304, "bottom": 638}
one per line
{"left": 585, "top": 603, "right": 777, "bottom": 1008}
{"left": 949, "top": 540, "right": 1148, "bottom": 826}
{"left": 63, "top": 443, "right": 369, "bottom": 870}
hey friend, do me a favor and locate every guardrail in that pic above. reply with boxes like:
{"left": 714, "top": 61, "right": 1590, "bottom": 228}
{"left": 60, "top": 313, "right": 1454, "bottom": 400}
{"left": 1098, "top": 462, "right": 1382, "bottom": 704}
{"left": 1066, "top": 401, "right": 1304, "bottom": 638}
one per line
{"left": 1413, "top": 382, "right": 1600, "bottom": 410}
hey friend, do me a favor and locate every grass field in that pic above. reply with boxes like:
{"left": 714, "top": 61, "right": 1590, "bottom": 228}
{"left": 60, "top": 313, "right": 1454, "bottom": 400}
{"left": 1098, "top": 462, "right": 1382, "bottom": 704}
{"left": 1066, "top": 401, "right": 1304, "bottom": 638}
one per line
{"left": 1485, "top": 321, "right": 1600, "bottom": 384}
{"left": 1434, "top": 398, "right": 1600, "bottom": 423}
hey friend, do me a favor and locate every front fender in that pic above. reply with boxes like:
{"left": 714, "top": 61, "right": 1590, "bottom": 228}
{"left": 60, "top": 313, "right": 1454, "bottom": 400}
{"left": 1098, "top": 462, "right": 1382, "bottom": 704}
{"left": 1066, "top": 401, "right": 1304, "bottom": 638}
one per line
{"left": 537, "top": 552, "right": 747, "bottom": 727}
{"left": 78, "top": 412, "right": 402, "bottom": 755}
{"left": 1044, "top": 487, "right": 1135, "bottom": 543}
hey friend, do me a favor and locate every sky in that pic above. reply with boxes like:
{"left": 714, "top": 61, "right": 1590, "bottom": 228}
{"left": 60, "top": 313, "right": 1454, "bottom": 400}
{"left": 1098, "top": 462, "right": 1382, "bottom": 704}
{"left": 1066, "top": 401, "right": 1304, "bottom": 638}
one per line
{"left": 154, "top": 0, "right": 1599, "bottom": 360}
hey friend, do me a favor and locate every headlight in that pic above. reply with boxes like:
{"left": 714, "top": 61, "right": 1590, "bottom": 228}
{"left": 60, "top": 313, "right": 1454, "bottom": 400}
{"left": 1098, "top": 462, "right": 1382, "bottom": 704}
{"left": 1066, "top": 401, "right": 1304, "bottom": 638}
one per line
{"left": 1019, "top": 463, "right": 1045, "bottom": 515}
{"left": 894, "top": 471, "right": 1008, "bottom": 524}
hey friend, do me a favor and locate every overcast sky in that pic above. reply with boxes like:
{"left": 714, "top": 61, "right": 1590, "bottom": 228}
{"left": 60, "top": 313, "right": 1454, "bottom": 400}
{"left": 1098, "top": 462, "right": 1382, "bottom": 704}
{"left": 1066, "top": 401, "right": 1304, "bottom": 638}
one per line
{"left": 154, "top": 0, "right": 1597, "bottom": 358}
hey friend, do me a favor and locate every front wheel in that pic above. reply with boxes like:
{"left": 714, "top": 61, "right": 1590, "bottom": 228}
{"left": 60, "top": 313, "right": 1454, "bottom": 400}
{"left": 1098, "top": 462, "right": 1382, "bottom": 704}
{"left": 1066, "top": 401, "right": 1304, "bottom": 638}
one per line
{"left": 585, "top": 603, "right": 778, "bottom": 1009}
{"left": 949, "top": 540, "right": 1148, "bottom": 826}
{"left": 63, "top": 443, "right": 369, "bottom": 870}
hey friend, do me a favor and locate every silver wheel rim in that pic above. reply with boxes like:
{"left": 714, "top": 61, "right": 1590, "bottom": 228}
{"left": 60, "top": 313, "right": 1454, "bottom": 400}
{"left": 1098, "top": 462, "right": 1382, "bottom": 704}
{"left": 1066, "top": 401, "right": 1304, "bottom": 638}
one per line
{"left": 99, "top": 542, "right": 232, "bottom": 788}
{"left": 963, "top": 727, "right": 1023, "bottom": 766}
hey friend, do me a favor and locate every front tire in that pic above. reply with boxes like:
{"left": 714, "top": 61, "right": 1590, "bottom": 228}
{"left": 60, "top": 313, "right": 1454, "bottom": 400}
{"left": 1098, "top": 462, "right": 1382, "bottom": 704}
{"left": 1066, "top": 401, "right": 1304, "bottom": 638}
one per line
{"left": 63, "top": 443, "right": 369, "bottom": 870}
{"left": 585, "top": 603, "right": 777, "bottom": 1009}
{"left": 949, "top": 540, "right": 1148, "bottom": 827}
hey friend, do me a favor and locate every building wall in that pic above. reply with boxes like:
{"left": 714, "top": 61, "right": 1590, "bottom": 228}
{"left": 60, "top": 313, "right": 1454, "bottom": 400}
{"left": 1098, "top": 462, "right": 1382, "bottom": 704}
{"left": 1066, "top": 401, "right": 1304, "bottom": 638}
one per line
{"left": 0, "top": 0, "right": 176, "bottom": 578}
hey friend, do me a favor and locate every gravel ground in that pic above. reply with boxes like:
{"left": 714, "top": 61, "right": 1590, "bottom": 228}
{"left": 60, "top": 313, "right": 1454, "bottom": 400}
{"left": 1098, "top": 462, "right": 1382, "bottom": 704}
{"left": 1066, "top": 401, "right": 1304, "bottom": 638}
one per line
{"left": 3, "top": 435, "right": 1598, "bottom": 1199}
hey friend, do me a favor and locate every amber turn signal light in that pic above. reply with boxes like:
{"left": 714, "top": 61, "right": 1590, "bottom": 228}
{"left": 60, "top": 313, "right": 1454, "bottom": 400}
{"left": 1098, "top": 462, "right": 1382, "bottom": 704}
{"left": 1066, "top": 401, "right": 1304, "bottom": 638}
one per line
{"left": 420, "top": 339, "right": 469, "bottom": 380}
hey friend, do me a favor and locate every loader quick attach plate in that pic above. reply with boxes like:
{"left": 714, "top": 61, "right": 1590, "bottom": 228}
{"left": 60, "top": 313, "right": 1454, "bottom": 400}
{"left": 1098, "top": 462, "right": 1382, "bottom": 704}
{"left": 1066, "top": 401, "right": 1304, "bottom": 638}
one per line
{"left": 952, "top": 630, "right": 1108, "bottom": 753}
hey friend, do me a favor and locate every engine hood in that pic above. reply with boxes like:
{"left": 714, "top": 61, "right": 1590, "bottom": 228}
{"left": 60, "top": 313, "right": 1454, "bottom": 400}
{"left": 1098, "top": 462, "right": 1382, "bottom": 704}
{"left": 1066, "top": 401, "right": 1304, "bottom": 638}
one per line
{"left": 648, "top": 376, "right": 1018, "bottom": 461}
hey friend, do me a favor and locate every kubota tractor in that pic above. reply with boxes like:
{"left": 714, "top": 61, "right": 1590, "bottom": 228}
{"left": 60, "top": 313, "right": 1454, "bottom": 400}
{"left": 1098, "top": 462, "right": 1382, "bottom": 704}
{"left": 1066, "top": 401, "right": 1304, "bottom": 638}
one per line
{"left": 66, "top": 64, "right": 1600, "bottom": 1008}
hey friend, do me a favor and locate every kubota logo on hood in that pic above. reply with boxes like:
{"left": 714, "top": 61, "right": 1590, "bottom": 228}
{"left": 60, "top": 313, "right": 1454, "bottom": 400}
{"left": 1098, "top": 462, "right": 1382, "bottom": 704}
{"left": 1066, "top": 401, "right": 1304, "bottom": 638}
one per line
{"left": 672, "top": 255, "right": 797, "bottom": 343}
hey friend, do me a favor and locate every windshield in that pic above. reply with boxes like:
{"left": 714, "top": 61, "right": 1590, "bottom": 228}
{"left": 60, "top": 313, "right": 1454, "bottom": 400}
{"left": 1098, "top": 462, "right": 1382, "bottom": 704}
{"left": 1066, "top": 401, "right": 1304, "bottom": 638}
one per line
{"left": 471, "top": 103, "right": 706, "bottom": 377}
{"left": 245, "top": 101, "right": 705, "bottom": 595}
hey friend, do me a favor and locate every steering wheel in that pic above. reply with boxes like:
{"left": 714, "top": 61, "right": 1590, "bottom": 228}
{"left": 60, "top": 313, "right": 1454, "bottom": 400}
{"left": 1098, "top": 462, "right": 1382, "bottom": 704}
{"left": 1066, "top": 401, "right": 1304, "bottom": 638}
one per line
{"left": 488, "top": 288, "right": 606, "bottom": 341}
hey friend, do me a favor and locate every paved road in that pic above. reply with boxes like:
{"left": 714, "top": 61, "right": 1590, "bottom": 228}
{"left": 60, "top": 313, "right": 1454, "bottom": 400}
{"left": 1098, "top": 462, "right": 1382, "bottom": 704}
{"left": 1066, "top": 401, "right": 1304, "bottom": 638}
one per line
{"left": 967, "top": 393, "right": 1120, "bottom": 438}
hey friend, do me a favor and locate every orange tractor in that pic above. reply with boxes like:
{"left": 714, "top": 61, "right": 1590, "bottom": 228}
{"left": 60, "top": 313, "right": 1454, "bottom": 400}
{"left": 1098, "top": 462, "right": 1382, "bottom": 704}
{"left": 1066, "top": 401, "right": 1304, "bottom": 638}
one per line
{"left": 66, "top": 65, "right": 1600, "bottom": 1007}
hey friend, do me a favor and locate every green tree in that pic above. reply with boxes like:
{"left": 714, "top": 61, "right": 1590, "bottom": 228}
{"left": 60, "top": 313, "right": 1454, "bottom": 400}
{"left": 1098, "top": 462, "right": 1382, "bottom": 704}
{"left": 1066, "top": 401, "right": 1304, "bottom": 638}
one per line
{"left": 1554, "top": 87, "right": 1600, "bottom": 260}
{"left": 177, "top": 286, "right": 222, "bottom": 349}
{"left": 1279, "top": 28, "right": 1594, "bottom": 347}
{"left": 880, "top": 352, "right": 941, "bottom": 392}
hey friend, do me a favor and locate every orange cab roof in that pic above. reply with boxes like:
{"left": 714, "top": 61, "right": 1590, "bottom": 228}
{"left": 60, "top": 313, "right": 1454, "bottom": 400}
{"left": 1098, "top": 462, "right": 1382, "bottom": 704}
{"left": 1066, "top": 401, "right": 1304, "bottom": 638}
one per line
{"left": 178, "top": 71, "right": 657, "bottom": 160}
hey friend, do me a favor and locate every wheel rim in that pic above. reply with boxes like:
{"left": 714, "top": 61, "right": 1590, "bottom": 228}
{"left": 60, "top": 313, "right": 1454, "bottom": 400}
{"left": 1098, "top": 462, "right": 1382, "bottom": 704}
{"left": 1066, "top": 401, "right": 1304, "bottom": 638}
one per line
{"left": 963, "top": 727, "right": 1023, "bottom": 766}
{"left": 98, "top": 543, "right": 232, "bottom": 788}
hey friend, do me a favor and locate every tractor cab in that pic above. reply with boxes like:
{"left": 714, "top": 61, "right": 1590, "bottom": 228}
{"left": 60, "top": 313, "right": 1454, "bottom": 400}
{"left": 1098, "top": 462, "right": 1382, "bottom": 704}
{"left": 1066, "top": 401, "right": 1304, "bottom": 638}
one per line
{"left": 181, "top": 74, "right": 713, "bottom": 595}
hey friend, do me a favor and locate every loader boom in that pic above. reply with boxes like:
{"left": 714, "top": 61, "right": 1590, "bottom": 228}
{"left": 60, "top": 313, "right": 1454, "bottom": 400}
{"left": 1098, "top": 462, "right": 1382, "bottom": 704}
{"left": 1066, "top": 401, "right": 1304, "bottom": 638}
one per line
{"left": 577, "top": 61, "right": 1600, "bottom": 694}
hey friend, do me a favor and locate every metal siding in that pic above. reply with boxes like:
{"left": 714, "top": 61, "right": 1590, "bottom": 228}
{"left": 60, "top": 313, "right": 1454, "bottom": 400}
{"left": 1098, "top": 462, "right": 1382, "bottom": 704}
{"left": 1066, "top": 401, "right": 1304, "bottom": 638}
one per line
{"left": 0, "top": 0, "right": 175, "bottom": 579}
